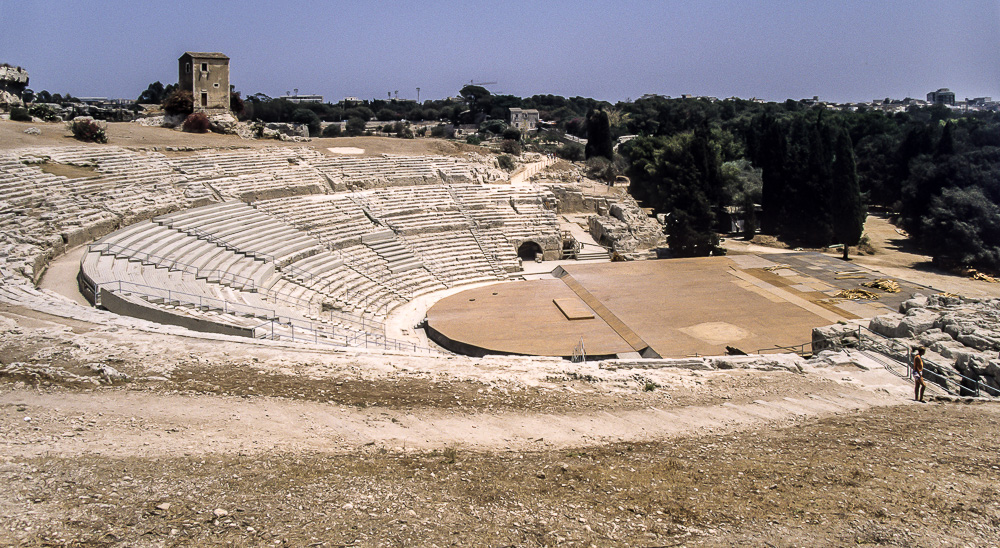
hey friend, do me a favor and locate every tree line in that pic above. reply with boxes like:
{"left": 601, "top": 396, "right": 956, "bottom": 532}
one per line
{"left": 130, "top": 79, "right": 1000, "bottom": 270}
{"left": 616, "top": 97, "right": 998, "bottom": 270}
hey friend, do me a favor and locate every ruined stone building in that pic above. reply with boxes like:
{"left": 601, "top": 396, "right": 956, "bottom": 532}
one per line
{"left": 509, "top": 108, "right": 539, "bottom": 132}
{"left": 178, "top": 52, "right": 230, "bottom": 112}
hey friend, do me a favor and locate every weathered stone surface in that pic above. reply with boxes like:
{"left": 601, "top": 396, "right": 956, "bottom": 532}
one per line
{"left": 869, "top": 313, "right": 906, "bottom": 339}
{"left": 710, "top": 355, "right": 804, "bottom": 373}
{"left": 955, "top": 352, "right": 992, "bottom": 376}
{"left": 899, "top": 309, "right": 938, "bottom": 337}
{"left": 588, "top": 215, "right": 639, "bottom": 253}
{"left": 0, "top": 89, "right": 23, "bottom": 108}
{"left": 601, "top": 357, "right": 713, "bottom": 370}
{"left": 929, "top": 339, "right": 968, "bottom": 360}
{"left": 957, "top": 329, "right": 1000, "bottom": 352}
{"left": 898, "top": 294, "right": 928, "bottom": 313}
{"left": 23, "top": 127, "right": 40, "bottom": 135}
{"left": 84, "top": 362, "right": 129, "bottom": 384}
{"left": 264, "top": 122, "right": 309, "bottom": 139}
{"left": 917, "top": 328, "right": 952, "bottom": 347}
{"left": 208, "top": 112, "right": 239, "bottom": 135}
{"left": 812, "top": 323, "right": 861, "bottom": 352}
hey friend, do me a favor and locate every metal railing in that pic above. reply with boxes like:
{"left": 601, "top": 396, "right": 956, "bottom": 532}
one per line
{"left": 94, "top": 280, "right": 434, "bottom": 353}
{"left": 847, "top": 326, "right": 999, "bottom": 399}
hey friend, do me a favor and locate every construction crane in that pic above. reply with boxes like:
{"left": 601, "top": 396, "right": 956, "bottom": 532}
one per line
{"left": 469, "top": 80, "right": 498, "bottom": 87}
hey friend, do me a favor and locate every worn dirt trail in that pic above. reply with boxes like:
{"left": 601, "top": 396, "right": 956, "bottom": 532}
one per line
{"left": 0, "top": 362, "right": 912, "bottom": 459}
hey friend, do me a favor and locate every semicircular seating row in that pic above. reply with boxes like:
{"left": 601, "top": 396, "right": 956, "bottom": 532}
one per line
{"left": 80, "top": 183, "right": 561, "bottom": 349}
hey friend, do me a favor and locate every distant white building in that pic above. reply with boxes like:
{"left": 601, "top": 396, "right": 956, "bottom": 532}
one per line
{"left": 509, "top": 108, "right": 539, "bottom": 132}
{"left": 284, "top": 94, "right": 323, "bottom": 104}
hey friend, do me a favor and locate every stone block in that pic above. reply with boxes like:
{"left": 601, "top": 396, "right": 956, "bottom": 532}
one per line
{"left": 930, "top": 339, "right": 970, "bottom": 360}
{"left": 917, "top": 329, "right": 952, "bottom": 347}
{"left": 898, "top": 294, "right": 928, "bottom": 313}
{"left": 955, "top": 352, "right": 991, "bottom": 376}
{"left": 812, "top": 323, "right": 860, "bottom": 351}
{"left": 900, "top": 309, "right": 938, "bottom": 337}
{"left": 869, "top": 313, "right": 905, "bottom": 339}
{"left": 957, "top": 329, "right": 1000, "bottom": 352}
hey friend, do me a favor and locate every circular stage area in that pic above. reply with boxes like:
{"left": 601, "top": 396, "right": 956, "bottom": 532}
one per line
{"left": 426, "top": 254, "right": 928, "bottom": 359}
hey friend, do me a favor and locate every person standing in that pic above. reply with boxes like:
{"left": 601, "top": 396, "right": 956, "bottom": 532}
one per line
{"left": 913, "top": 347, "right": 926, "bottom": 402}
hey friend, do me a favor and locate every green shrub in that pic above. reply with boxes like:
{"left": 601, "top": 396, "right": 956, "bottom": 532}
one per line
{"left": 322, "top": 123, "right": 342, "bottom": 137}
{"left": 497, "top": 155, "right": 516, "bottom": 171}
{"left": 556, "top": 142, "right": 585, "bottom": 161}
{"left": 394, "top": 122, "right": 414, "bottom": 139}
{"left": 70, "top": 118, "right": 108, "bottom": 143}
{"left": 480, "top": 120, "right": 507, "bottom": 134}
{"left": 430, "top": 124, "right": 455, "bottom": 139}
{"left": 230, "top": 91, "right": 245, "bottom": 115}
{"left": 585, "top": 156, "right": 618, "bottom": 181}
{"left": 466, "top": 135, "right": 482, "bottom": 145}
{"left": 502, "top": 127, "right": 522, "bottom": 141}
{"left": 376, "top": 108, "right": 399, "bottom": 121}
{"left": 28, "top": 104, "right": 60, "bottom": 122}
{"left": 10, "top": 107, "right": 30, "bottom": 122}
{"left": 499, "top": 140, "right": 522, "bottom": 156}
{"left": 182, "top": 112, "right": 210, "bottom": 133}
{"left": 292, "top": 108, "right": 322, "bottom": 137}
{"left": 345, "top": 116, "right": 366, "bottom": 136}
{"left": 162, "top": 90, "right": 194, "bottom": 116}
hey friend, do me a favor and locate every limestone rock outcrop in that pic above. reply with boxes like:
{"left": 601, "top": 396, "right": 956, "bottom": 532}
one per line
{"left": 832, "top": 294, "right": 1000, "bottom": 392}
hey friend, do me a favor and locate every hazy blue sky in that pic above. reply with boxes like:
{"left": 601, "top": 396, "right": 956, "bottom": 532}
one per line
{"left": 3, "top": 1, "right": 998, "bottom": 104}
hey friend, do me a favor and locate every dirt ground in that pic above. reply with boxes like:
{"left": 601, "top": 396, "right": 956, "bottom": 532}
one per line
{"left": 2, "top": 299, "right": 1000, "bottom": 546}
{"left": 3, "top": 125, "right": 1000, "bottom": 545}
{"left": 0, "top": 119, "right": 476, "bottom": 158}
{"left": 725, "top": 214, "right": 1000, "bottom": 299}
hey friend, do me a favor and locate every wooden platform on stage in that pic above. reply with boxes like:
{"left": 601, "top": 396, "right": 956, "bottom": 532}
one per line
{"left": 425, "top": 253, "right": 928, "bottom": 359}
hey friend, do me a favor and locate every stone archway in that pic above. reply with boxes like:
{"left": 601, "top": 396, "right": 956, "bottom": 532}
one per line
{"left": 517, "top": 240, "right": 543, "bottom": 262}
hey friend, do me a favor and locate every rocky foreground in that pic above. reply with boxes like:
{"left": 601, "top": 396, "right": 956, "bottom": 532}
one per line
{"left": 2, "top": 301, "right": 1000, "bottom": 546}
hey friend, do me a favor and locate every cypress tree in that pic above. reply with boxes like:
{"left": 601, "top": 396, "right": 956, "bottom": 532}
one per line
{"left": 935, "top": 121, "right": 955, "bottom": 158}
{"left": 758, "top": 115, "right": 786, "bottom": 234}
{"left": 585, "top": 109, "right": 614, "bottom": 161}
{"left": 831, "top": 129, "right": 865, "bottom": 260}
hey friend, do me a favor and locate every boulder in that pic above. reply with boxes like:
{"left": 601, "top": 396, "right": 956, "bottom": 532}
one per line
{"left": 985, "top": 360, "right": 1000, "bottom": 383}
{"left": 264, "top": 122, "right": 309, "bottom": 139}
{"left": 898, "top": 294, "right": 928, "bottom": 313}
{"left": 899, "top": 308, "right": 938, "bottom": 337}
{"left": 22, "top": 127, "right": 40, "bottom": 135}
{"left": 812, "top": 323, "right": 860, "bottom": 351}
{"left": 954, "top": 352, "right": 991, "bottom": 377}
{"left": 917, "top": 329, "right": 952, "bottom": 347}
{"left": 162, "top": 112, "right": 186, "bottom": 128}
{"left": 957, "top": 329, "right": 1000, "bottom": 352}
{"left": 869, "top": 313, "right": 906, "bottom": 339}
{"left": 208, "top": 112, "right": 239, "bottom": 135}
{"left": 0, "top": 89, "right": 23, "bottom": 108}
{"left": 930, "top": 339, "right": 969, "bottom": 360}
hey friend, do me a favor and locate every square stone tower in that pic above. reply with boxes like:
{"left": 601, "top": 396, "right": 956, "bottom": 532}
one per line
{"left": 178, "top": 52, "right": 230, "bottom": 113}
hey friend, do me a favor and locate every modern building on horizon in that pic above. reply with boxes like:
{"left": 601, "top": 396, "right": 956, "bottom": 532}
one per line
{"left": 927, "top": 88, "right": 956, "bottom": 105}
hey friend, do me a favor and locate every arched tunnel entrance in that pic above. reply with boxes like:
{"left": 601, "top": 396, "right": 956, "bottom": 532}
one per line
{"left": 517, "top": 241, "right": 543, "bottom": 262}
